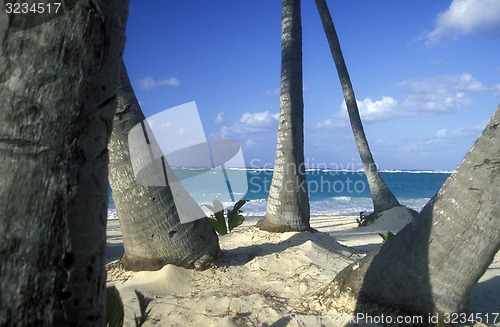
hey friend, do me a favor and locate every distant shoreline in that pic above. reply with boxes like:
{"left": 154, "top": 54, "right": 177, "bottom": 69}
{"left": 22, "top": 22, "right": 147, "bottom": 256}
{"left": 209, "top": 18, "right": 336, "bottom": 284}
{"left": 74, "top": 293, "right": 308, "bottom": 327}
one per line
{"left": 170, "top": 166, "right": 454, "bottom": 174}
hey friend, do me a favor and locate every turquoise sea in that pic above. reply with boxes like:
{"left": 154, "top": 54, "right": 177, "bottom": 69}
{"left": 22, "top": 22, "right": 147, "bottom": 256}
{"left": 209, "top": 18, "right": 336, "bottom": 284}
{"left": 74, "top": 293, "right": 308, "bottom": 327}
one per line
{"left": 108, "top": 169, "right": 451, "bottom": 219}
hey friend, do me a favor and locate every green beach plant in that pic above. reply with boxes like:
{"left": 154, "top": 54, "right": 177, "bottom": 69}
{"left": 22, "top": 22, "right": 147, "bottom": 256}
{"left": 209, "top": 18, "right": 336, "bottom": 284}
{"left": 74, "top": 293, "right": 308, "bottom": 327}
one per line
{"left": 356, "top": 211, "right": 377, "bottom": 227}
{"left": 104, "top": 287, "right": 152, "bottom": 327}
{"left": 379, "top": 231, "right": 395, "bottom": 243}
{"left": 204, "top": 199, "right": 247, "bottom": 235}
{"left": 134, "top": 290, "right": 153, "bottom": 327}
{"left": 106, "top": 286, "right": 124, "bottom": 327}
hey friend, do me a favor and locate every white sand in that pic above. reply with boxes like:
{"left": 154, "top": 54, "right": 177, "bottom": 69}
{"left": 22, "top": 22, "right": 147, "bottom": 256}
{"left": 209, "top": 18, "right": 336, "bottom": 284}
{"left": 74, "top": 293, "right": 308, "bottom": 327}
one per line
{"left": 106, "top": 210, "right": 500, "bottom": 326}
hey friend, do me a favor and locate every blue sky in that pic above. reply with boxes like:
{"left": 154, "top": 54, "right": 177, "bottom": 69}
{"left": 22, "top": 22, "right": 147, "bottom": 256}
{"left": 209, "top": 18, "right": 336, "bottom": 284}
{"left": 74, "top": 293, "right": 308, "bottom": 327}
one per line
{"left": 123, "top": 0, "right": 500, "bottom": 171}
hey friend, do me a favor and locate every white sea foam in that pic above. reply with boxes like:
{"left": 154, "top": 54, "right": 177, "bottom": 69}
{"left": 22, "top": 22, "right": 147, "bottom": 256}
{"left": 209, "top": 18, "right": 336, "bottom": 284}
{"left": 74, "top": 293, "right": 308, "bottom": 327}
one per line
{"left": 108, "top": 209, "right": 119, "bottom": 220}
{"left": 248, "top": 167, "right": 452, "bottom": 174}
{"left": 108, "top": 197, "right": 431, "bottom": 221}
{"left": 172, "top": 166, "right": 452, "bottom": 174}
{"left": 333, "top": 196, "right": 352, "bottom": 201}
{"left": 379, "top": 169, "right": 453, "bottom": 174}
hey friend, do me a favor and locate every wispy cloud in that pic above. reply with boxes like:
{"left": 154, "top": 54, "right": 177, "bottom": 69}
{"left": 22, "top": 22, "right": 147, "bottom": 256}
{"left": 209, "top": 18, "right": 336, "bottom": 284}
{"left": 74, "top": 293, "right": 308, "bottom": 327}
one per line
{"left": 243, "top": 138, "right": 258, "bottom": 149}
{"left": 265, "top": 88, "right": 280, "bottom": 97}
{"left": 314, "top": 117, "right": 347, "bottom": 130}
{"left": 220, "top": 111, "right": 279, "bottom": 137}
{"left": 139, "top": 76, "right": 180, "bottom": 90}
{"left": 315, "top": 73, "right": 488, "bottom": 128}
{"left": 397, "top": 73, "right": 485, "bottom": 114}
{"left": 435, "top": 122, "right": 487, "bottom": 139}
{"left": 214, "top": 111, "right": 224, "bottom": 124}
{"left": 265, "top": 85, "right": 308, "bottom": 97}
{"left": 347, "top": 96, "right": 399, "bottom": 122}
{"left": 418, "top": 0, "right": 500, "bottom": 46}
{"left": 494, "top": 84, "right": 500, "bottom": 97}
{"left": 315, "top": 97, "right": 398, "bottom": 128}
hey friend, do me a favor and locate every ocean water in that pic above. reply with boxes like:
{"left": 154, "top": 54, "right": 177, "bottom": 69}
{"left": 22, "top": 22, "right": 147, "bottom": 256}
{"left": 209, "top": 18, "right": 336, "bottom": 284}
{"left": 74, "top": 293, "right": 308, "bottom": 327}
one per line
{"left": 108, "top": 169, "right": 451, "bottom": 219}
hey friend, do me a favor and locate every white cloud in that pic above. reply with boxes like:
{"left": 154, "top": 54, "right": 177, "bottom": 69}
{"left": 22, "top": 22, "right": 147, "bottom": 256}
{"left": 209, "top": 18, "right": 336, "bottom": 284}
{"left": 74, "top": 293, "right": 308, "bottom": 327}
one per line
{"left": 436, "top": 129, "right": 450, "bottom": 138}
{"left": 239, "top": 111, "right": 279, "bottom": 125}
{"left": 315, "top": 118, "right": 346, "bottom": 129}
{"left": 398, "top": 73, "right": 485, "bottom": 113}
{"left": 214, "top": 111, "right": 224, "bottom": 124}
{"left": 435, "top": 122, "right": 486, "bottom": 139}
{"left": 421, "top": 0, "right": 500, "bottom": 46}
{"left": 139, "top": 76, "right": 180, "bottom": 90}
{"left": 243, "top": 138, "right": 258, "bottom": 149}
{"left": 315, "top": 73, "right": 488, "bottom": 127}
{"left": 314, "top": 96, "right": 397, "bottom": 129}
{"left": 220, "top": 111, "right": 279, "bottom": 137}
{"left": 395, "top": 138, "right": 445, "bottom": 156}
{"left": 265, "top": 85, "right": 308, "bottom": 96}
{"left": 494, "top": 84, "right": 500, "bottom": 96}
{"left": 265, "top": 88, "right": 280, "bottom": 97}
{"left": 348, "top": 96, "right": 399, "bottom": 122}
{"left": 398, "top": 73, "right": 485, "bottom": 94}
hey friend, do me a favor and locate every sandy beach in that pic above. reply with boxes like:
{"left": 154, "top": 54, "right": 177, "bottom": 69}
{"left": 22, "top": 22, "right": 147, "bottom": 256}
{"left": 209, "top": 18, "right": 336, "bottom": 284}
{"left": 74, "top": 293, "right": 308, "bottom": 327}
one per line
{"left": 106, "top": 210, "right": 500, "bottom": 326}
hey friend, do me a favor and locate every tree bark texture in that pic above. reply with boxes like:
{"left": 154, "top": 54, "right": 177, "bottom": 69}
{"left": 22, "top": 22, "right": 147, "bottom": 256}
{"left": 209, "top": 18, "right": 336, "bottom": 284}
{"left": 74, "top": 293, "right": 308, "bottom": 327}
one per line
{"left": 259, "top": 0, "right": 311, "bottom": 232}
{"left": 320, "top": 106, "right": 500, "bottom": 318}
{"left": 314, "top": 0, "right": 401, "bottom": 214}
{"left": 108, "top": 63, "right": 220, "bottom": 271}
{"left": 0, "top": 1, "right": 128, "bottom": 326}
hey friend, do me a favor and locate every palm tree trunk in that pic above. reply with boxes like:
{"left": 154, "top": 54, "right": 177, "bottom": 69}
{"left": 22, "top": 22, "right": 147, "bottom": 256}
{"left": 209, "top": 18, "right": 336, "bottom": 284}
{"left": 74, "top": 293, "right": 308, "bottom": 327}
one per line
{"left": 320, "top": 106, "right": 500, "bottom": 317}
{"left": 0, "top": 2, "right": 128, "bottom": 325}
{"left": 108, "top": 63, "right": 220, "bottom": 271}
{"left": 257, "top": 0, "right": 311, "bottom": 232}
{"left": 314, "top": 0, "right": 400, "bottom": 214}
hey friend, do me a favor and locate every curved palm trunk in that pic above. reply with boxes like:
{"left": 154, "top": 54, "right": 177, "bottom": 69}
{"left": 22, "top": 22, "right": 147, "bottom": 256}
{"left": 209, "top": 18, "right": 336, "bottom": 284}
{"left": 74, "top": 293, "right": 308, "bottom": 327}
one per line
{"left": 314, "top": 0, "right": 400, "bottom": 214}
{"left": 0, "top": 2, "right": 128, "bottom": 325}
{"left": 257, "top": 0, "right": 310, "bottom": 232}
{"left": 320, "top": 106, "right": 500, "bottom": 317}
{"left": 108, "top": 63, "right": 219, "bottom": 271}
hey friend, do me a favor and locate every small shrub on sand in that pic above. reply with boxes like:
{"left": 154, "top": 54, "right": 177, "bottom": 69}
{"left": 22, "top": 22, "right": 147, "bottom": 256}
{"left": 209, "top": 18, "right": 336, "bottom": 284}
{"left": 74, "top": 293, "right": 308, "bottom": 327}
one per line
{"left": 204, "top": 199, "right": 247, "bottom": 235}
{"left": 379, "top": 231, "right": 396, "bottom": 243}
